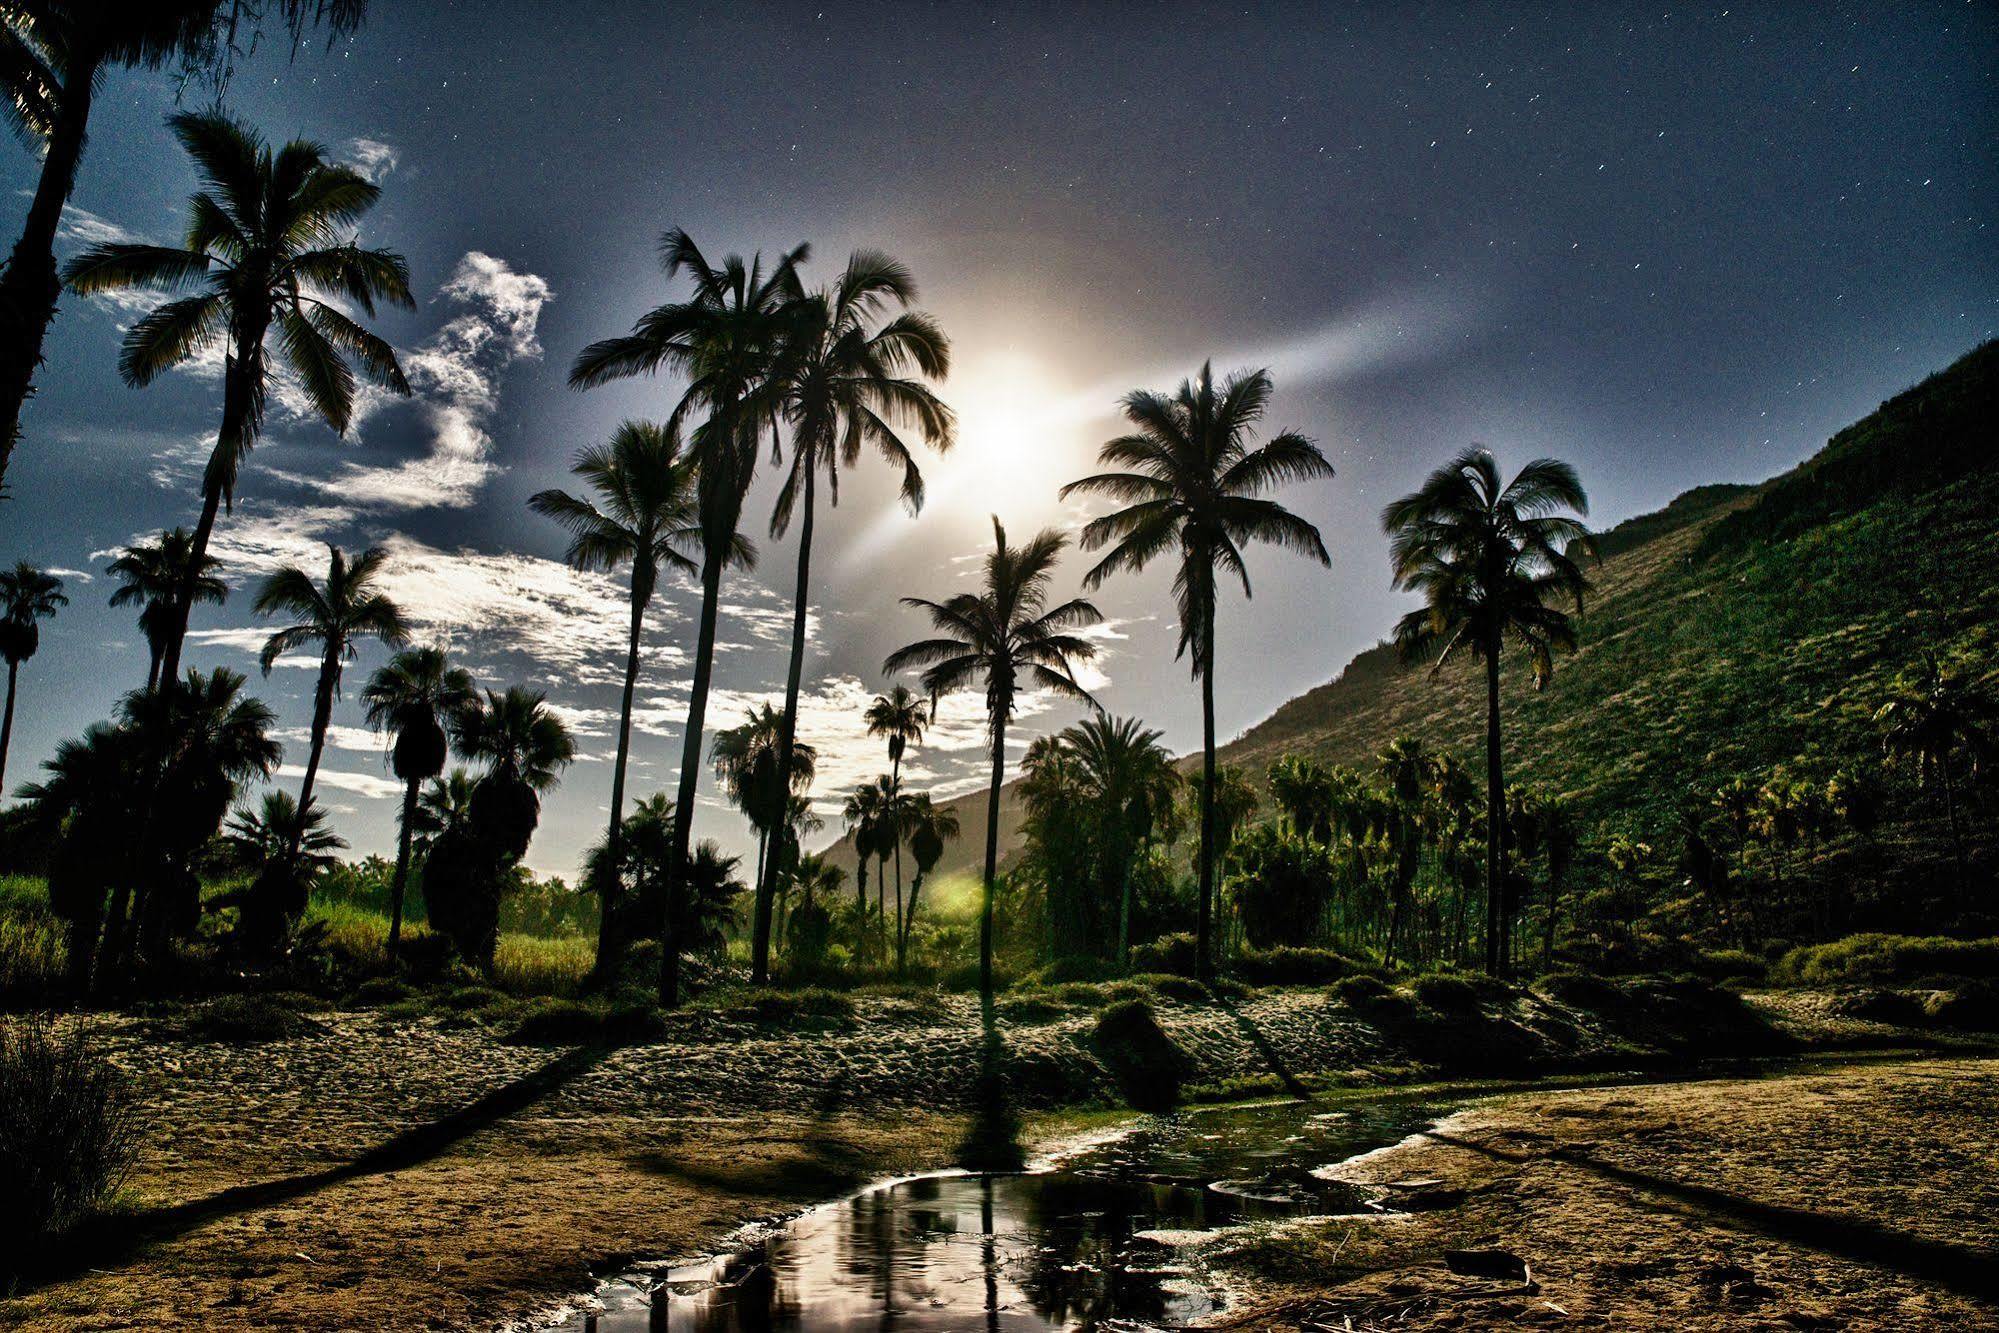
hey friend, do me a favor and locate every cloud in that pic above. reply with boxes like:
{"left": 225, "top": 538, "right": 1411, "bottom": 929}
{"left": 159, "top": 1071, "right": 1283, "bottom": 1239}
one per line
{"left": 341, "top": 137, "right": 400, "bottom": 183}
{"left": 276, "top": 765, "right": 401, "bottom": 800}
{"left": 275, "top": 724, "right": 386, "bottom": 756}
{"left": 53, "top": 202, "right": 139, "bottom": 247}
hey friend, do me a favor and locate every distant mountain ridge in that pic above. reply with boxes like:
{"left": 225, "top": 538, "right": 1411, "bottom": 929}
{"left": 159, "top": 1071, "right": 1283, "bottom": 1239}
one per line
{"left": 840, "top": 340, "right": 1999, "bottom": 887}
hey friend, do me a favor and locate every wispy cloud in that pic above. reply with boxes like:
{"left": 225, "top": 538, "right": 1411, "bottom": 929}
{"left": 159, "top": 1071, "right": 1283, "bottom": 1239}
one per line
{"left": 340, "top": 137, "right": 400, "bottom": 184}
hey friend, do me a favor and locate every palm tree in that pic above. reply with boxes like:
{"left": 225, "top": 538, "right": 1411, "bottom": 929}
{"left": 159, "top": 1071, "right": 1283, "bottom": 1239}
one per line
{"left": 529, "top": 419, "right": 700, "bottom": 967}
{"left": 0, "top": 561, "right": 65, "bottom": 794}
{"left": 841, "top": 779, "right": 890, "bottom": 922}
{"left": 711, "top": 704, "right": 816, "bottom": 904}
{"left": 756, "top": 254, "right": 953, "bottom": 982}
{"left": 226, "top": 789, "right": 345, "bottom": 873}
{"left": 1876, "top": 662, "right": 1995, "bottom": 874}
{"left": 414, "top": 766, "right": 474, "bottom": 852}
{"left": 1538, "top": 794, "right": 1578, "bottom": 968}
{"left": 106, "top": 529, "right": 228, "bottom": 690}
{"left": 253, "top": 544, "right": 408, "bottom": 833}
{"left": 1060, "top": 364, "right": 1332, "bottom": 978}
{"left": 897, "top": 792, "right": 961, "bottom": 969}
{"left": 570, "top": 228, "right": 803, "bottom": 1008}
{"left": 1382, "top": 448, "right": 1592, "bottom": 974}
{"left": 63, "top": 107, "right": 411, "bottom": 682}
{"left": 863, "top": 683, "right": 931, "bottom": 973}
{"left": 362, "top": 646, "right": 475, "bottom": 959}
{"left": 1061, "top": 714, "right": 1179, "bottom": 969}
{"left": 885, "top": 517, "right": 1101, "bottom": 1013}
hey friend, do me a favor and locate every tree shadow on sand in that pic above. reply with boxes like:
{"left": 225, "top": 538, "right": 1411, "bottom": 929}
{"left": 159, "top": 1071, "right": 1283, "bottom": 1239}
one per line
{"left": 956, "top": 1015, "right": 1025, "bottom": 1172}
{"left": 1423, "top": 1129, "right": 1999, "bottom": 1305}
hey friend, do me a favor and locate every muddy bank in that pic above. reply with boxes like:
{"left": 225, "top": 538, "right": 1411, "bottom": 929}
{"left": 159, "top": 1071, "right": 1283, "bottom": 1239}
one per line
{"left": 1208, "top": 1055, "right": 1999, "bottom": 1329}
{"left": 0, "top": 985, "right": 1976, "bottom": 1331}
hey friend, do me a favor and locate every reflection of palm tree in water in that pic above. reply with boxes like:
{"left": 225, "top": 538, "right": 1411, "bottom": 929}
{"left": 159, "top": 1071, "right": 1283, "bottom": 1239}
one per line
{"left": 982, "top": 1174, "right": 1000, "bottom": 1333}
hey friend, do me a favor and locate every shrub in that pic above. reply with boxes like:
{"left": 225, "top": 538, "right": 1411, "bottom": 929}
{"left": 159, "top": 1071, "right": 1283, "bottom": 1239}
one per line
{"left": 1090, "top": 999, "right": 1191, "bottom": 1111}
{"left": 441, "top": 983, "right": 507, "bottom": 1011}
{"left": 1334, "top": 974, "right": 1390, "bottom": 1007}
{"left": 1688, "top": 949, "right": 1766, "bottom": 984}
{"left": 1036, "top": 955, "right": 1121, "bottom": 985}
{"left": 1130, "top": 932, "right": 1198, "bottom": 978}
{"left": 941, "top": 961, "right": 1013, "bottom": 993}
{"left": 0, "top": 1015, "right": 141, "bottom": 1278}
{"left": 1834, "top": 988, "right": 1927, "bottom": 1026}
{"left": 349, "top": 976, "right": 412, "bottom": 1008}
{"left": 186, "top": 992, "right": 321, "bottom": 1043}
{"left": 1149, "top": 975, "right": 1213, "bottom": 1005}
{"left": 1051, "top": 982, "right": 1106, "bottom": 1007}
{"left": 733, "top": 988, "right": 855, "bottom": 1027}
{"left": 1233, "top": 947, "right": 1358, "bottom": 987}
{"left": 1771, "top": 934, "right": 1999, "bottom": 987}
{"left": 997, "top": 992, "right": 1066, "bottom": 1024}
{"left": 506, "top": 998, "right": 664, "bottom": 1046}
{"left": 1537, "top": 969, "right": 1622, "bottom": 1011}
{"left": 1412, "top": 974, "right": 1482, "bottom": 1013}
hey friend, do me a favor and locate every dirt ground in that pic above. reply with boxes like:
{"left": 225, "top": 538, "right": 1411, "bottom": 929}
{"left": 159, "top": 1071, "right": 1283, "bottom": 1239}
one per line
{"left": 1210, "top": 1055, "right": 1999, "bottom": 1330}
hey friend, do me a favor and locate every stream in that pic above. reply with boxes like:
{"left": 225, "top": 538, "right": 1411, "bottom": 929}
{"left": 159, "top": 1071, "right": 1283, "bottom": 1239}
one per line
{"left": 542, "top": 1089, "right": 1456, "bottom": 1332}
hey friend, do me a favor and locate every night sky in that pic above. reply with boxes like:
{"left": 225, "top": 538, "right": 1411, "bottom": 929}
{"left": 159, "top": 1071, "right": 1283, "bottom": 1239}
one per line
{"left": 2, "top": 1, "right": 1993, "bottom": 878}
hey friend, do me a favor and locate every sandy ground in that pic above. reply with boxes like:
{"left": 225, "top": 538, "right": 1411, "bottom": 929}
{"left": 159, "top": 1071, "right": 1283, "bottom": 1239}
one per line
{"left": 1210, "top": 1055, "right": 1999, "bottom": 1330}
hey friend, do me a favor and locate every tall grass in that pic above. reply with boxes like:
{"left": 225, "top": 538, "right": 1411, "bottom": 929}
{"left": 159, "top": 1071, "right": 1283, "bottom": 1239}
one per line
{"left": 306, "top": 893, "right": 592, "bottom": 997}
{"left": 0, "top": 876, "right": 66, "bottom": 1005}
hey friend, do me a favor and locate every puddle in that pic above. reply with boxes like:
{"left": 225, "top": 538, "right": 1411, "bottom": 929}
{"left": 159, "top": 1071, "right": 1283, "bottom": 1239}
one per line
{"left": 546, "top": 1092, "right": 1448, "bottom": 1331}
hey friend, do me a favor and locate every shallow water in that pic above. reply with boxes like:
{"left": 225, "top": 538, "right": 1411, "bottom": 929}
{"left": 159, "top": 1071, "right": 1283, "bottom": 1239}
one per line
{"left": 551, "top": 1091, "right": 1448, "bottom": 1332}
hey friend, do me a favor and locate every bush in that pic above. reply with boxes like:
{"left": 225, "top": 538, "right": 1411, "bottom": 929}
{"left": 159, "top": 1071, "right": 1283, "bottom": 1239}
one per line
{"left": 1130, "top": 932, "right": 1198, "bottom": 978}
{"left": 0, "top": 1015, "right": 141, "bottom": 1278}
{"left": 1334, "top": 974, "right": 1391, "bottom": 1007}
{"left": 1148, "top": 975, "right": 1213, "bottom": 1005}
{"left": 186, "top": 992, "right": 321, "bottom": 1043}
{"left": 1036, "top": 955, "right": 1121, "bottom": 985}
{"left": 730, "top": 987, "right": 856, "bottom": 1027}
{"left": 1090, "top": 999, "right": 1191, "bottom": 1111}
{"left": 1412, "top": 974, "right": 1482, "bottom": 1014}
{"left": 941, "top": 961, "right": 1013, "bottom": 993}
{"left": 996, "top": 992, "right": 1066, "bottom": 1024}
{"left": 1772, "top": 934, "right": 1999, "bottom": 987}
{"left": 348, "top": 976, "right": 412, "bottom": 1008}
{"left": 492, "top": 932, "right": 593, "bottom": 997}
{"left": 1834, "top": 988, "right": 1927, "bottom": 1026}
{"left": 1687, "top": 949, "right": 1766, "bottom": 984}
{"left": 506, "top": 998, "right": 664, "bottom": 1046}
{"left": 1537, "top": 969, "right": 1622, "bottom": 1011}
{"left": 1233, "top": 947, "right": 1359, "bottom": 987}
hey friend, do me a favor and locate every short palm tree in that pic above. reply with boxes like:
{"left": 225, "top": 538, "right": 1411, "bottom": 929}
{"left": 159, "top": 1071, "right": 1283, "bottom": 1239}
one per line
{"left": 863, "top": 683, "right": 930, "bottom": 971}
{"left": 1060, "top": 363, "right": 1332, "bottom": 978}
{"left": 106, "top": 528, "right": 228, "bottom": 690}
{"left": 415, "top": 766, "right": 475, "bottom": 850}
{"left": 897, "top": 791, "right": 961, "bottom": 969}
{"left": 1382, "top": 447, "right": 1592, "bottom": 975}
{"left": 885, "top": 517, "right": 1101, "bottom": 1013}
{"left": 0, "top": 561, "right": 66, "bottom": 795}
{"left": 253, "top": 544, "right": 408, "bottom": 833}
{"left": 63, "top": 107, "right": 412, "bottom": 682}
{"left": 841, "top": 779, "right": 890, "bottom": 920}
{"left": 570, "top": 228, "right": 802, "bottom": 1008}
{"left": 755, "top": 253, "right": 953, "bottom": 981}
{"left": 529, "top": 419, "right": 700, "bottom": 967}
{"left": 0, "top": 3, "right": 370, "bottom": 492}
{"left": 362, "top": 646, "right": 475, "bottom": 958}
{"left": 226, "top": 789, "right": 346, "bottom": 873}
{"left": 1876, "top": 662, "right": 1995, "bottom": 874}
{"left": 711, "top": 704, "right": 817, "bottom": 901}
{"left": 452, "top": 686, "right": 577, "bottom": 859}
{"left": 1061, "top": 714, "right": 1179, "bottom": 969}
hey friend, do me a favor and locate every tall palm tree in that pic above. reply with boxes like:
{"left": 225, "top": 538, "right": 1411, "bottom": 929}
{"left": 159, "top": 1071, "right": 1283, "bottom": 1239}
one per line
{"left": 529, "top": 419, "right": 700, "bottom": 966}
{"left": 1061, "top": 714, "right": 1179, "bottom": 969}
{"left": 1061, "top": 364, "right": 1331, "bottom": 977}
{"left": 0, "top": 2, "right": 370, "bottom": 493}
{"left": 570, "top": 228, "right": 803, "bottom": 1007}
{"left": 756, "top": 254, "right": 952, "bottom": 981}
{"left": 1383, "top": 448, "right": 1592, "bottom": 975}
{"left": 106, "top": 528, "right": 227, "bottom": 690}
{"left": 863, "top": 683, "right": 930, "bottom": 972}
{"left": 361, "top": 646, "right": 474, "bottom": 958}
{"left": 62, "top": 107, "right": 411, "bottom": 681}
{"left": 1876, "top": 662, "right": 1995, "bottom": 874}
{"left": 885, "top": 517, "right": 1101, "bottom": 1013}
{"left": 253, "top": 544, "right": 407, "bottom": 832}
{"left": 711, "top": 704, "right": 816, "bottom": 902}
{"left": 0, "top": 561, "right": 65, "bottom": 794}
{"left": 897, "top": 791, "right": 961, "bottom": 969}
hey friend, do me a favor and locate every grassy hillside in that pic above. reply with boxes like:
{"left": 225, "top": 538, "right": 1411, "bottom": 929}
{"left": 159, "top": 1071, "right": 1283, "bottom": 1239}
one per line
{"left": 850, "top": 342, "right": 1999, "bottom": 894}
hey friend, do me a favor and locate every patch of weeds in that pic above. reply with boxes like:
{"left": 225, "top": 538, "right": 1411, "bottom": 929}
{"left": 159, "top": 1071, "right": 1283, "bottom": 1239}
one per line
{"left": 1412, "top": 974, "right": 1482, "bottom": 1014}
{"left": 1232, "top": 947, "right": 1362, "bottom": 987}
{"left": 440, "top": 983, "right": 506, "bottom": 1011}
{"left": 996, "top": 991, "right": 1066, "bottom": 1025}
{"left": 506, "top": 998, "right": 665, "bottom": 1045}
{"left": 347, "top": 976, "right": 412, "bottom": 1008}
{"left": 1334, "top": 974, "right": 1391, "bottom": 1008}
{"left": 185, "top": 993, "right": 320, "bottom": 1043}
{"left": 1148, "top": 975, "right": 1213, "bottom": 1005}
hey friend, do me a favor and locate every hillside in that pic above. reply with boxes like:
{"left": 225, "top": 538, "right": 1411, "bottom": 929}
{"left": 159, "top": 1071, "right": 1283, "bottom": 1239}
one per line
{"left": 845, "top": 340, "right": 1999, "bottom": 886}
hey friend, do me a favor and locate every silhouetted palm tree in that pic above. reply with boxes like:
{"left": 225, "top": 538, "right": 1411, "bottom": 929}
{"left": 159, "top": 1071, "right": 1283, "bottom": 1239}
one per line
{"left": 1382, "top": 447, "right": 1591, "bottom": 974}
{"left": 0, "top": 2, "right": 370, "bottom": 492}
{"left": 106, "top": 529, "right": 227, "bottom": 690}
{"left": 755, "top": 254, "right": 953, "bottom": 980}
{"left": 529, "top": 419, "right": 700, "bottom": 966}
{"left": 885, "top": 517, "right": 1100, "bottom": 1013}
{"left": 863, "top": 683, "right": 931, "bottom": 969}
{"left": 1538, "top": 793, "right": 1578, "bottom": 967}
{"left": 1060, "top": 364, "right": 1331, "bottom": 977}
{"left": 1877, "top": 662, "right": 1995, "bottom": 874}
{"left": 253, "top": 544, "right": 408, "bottom": 834}
{"left": 842, "top": 778, "right": 890, "bottom": 924}
{"left": 415, "top": 766, "right": 474, "bottom": 851}
{"left": 63, "top": 108, "right": 411, "bottom": 681}
{"left": 362, "top": 646, "right": 474, "bottom": 958}
{"left": 711, "top": 704, "right": 816, "bottom": 903}
{"left": 897, "top": 792, "right": 960, "bottom": 969}
{"left": 1061, "top": 714, "right": 1179, "bottom": 969}
{"left": 227, "top": 788, "right": 345, "bottom": 872}
{"left": 570, "top": 228, "right": 802, "bottom": 1007}
{"left": 0, "top": 561, "right": 65, "bottom": 794}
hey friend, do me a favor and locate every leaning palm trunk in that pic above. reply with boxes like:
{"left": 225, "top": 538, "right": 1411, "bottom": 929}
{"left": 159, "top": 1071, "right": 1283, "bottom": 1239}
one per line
{"left": 295, "top": 645, "right": 340, "bottom": 833}
{"left": 757, "top": 465, "right": 817, "bottom": 984}
{"left": 660, "top": 545, "right": 727, "bottom": 1007}
{"left": 0, "top": 52, "right": 100, "bottom": 492}
{"left": 387, "top": 777, "right": 420, "bottom": 957}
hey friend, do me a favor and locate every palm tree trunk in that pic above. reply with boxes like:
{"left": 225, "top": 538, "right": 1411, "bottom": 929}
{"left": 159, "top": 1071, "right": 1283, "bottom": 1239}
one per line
{"left": 295, "top": 644, "right": 339, "bottom": 835}
{"left": 598, "top": 585, "right": 646, "bottom": 972}
{"left": 388, "top": 777, "right": 420, "bottom": 959}
{"left": 1118, "top": 853, "right": 1133, "bottom": 973}
{"left": 0, "top": 658, "right": 17, "bottom": 797}
{"left": 660, "top": 547, "right": 727, "bottom": 1008}
{"left": 0, "top": 47, "right": 101, "bottom": 492}
{"left": 146, "top": 642, "right": 163, "bottom": 693}
{"left": 980, "top": 711, "right": 1007, "bottom": 1020}
{"left": 757, "top": 465, "right": 817, "bottom": 985}
{"left": 1542, "top": 863, "right": 1560, "bottom": 971}
{"left": 902, "top": 872, "right": 925, "bottom": 963}
{"left": 890, "top": 751, "right": 907, "bottom": 973}
{"left": 1197, "top": 604, "right": 1217, "bottom": 981}
{"left": 1483, "top": 646, "right": 1505, "bottom": 976}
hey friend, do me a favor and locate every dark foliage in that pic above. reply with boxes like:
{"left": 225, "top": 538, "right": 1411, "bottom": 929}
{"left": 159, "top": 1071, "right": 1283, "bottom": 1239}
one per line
{"left": 1090, "top": 998, "right": 1191, "bottom": 1111}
